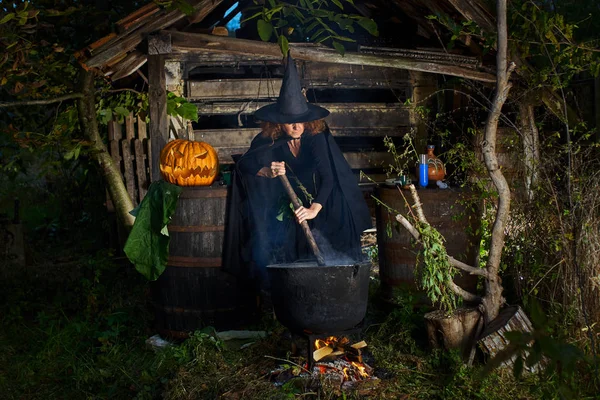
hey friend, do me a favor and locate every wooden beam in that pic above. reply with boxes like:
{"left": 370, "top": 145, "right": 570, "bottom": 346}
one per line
{"left": 148, "top": 33, "right": 172, "bottom": 55}
{"left": 166, "top": 31, "right": 497, "bottom": 83}
{"left": 194, "top": 102, "right": 410, "bottom": 116}
{"left": 148, "top": 55, "right": 168, "bottom": 182}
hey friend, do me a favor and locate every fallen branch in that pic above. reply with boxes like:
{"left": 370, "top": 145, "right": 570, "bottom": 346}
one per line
{"left": 395, "top": 213, "right": 488, "bottom": 278}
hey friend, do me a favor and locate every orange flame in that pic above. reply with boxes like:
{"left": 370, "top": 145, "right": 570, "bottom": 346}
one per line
{"left": 351, "top": 362, "right": 369, "bottom": 378}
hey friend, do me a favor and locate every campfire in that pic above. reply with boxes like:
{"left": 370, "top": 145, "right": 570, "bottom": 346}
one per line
{"left": 312, "top": 336, "right": 373, "bottom": 381}
{"left": 270, "top": 334, "right": 376, "bottom": 390}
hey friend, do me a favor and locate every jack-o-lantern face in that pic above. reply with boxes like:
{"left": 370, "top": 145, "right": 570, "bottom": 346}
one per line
{"left": 159, "top": 139, "right": 218, "bottom": 186}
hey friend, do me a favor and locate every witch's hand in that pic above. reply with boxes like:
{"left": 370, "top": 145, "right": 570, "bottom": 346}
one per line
{"left": 269, "top": 161, "right": 286, "bottom": 178}
{"left": 294, "top": 203, "right": 322, "bottom": 224}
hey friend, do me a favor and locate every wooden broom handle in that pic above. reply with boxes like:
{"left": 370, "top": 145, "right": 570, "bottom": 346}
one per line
{"left": 278, "top": 174, "right": 326, "bottom": 266}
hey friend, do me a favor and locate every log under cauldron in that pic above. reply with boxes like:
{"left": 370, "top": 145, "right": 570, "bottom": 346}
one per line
{"left": 267, "top": 261, "right": 371, "bottom": 334}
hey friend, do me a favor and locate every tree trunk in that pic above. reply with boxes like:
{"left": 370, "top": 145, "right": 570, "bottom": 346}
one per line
{"left": 481, "top": 0, "right": 514, "bottom": 322}
{"left": 77, "top": 69, "right": 135, "bottom": 229}
{"left": 424, "top": 308, "right": 481, "bottom": 359}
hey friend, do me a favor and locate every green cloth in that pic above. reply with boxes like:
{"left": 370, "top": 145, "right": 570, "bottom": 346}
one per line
{"left": 124, "top": 180, "right": 183, "bottom": 281}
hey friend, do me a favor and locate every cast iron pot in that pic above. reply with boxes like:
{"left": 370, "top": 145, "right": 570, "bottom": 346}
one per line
{"left": 267, "top": 261, "right": 371, "bottom": 334}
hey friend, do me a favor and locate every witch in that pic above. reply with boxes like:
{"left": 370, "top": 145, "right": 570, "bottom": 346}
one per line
{"left": 222, "top": 53, "right": 371, "bottom": 294}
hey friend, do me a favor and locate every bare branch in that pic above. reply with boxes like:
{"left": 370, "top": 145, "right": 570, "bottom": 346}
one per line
{"left": 395, "top": 214, "right": 488, "bottom": 278}
{"left": 0, "top": 93, "right": 84, "bottom": 108}
{"left": 450, "top": 281, "right": 481, "bottom": 303}
{"left": 407, "top": 184, "right": 428, "bottom": 224}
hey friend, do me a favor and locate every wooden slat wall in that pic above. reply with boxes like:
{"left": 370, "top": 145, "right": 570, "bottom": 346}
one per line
{"left": 183, "top": 59, "right": 420, "bottom": 185}
{"left": 107, "top": 114, "right": 151, "bottom": 206}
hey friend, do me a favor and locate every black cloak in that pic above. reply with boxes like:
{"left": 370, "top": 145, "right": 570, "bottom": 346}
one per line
{"left": 222, "top": 128, "right": 371, "bottom": 287}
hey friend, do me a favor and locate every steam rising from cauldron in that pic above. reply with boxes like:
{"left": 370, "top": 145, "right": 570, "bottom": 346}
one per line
{"left": 311, "top": 229, "right": 359, "bottom": 266}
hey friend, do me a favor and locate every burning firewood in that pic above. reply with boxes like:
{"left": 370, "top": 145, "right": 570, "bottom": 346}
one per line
{"left": 351, "top": 340, "right": 367, "bottom": 349}
{"left": 313, "top": 345, "right": 333, "bottom": 361}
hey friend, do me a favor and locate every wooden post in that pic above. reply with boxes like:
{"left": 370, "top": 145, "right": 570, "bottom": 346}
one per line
{"left": 148, "top": 54, "right": 167, "bottom": 182}
{"left": 409, "top": 71, "right": 438, "bottom": 155}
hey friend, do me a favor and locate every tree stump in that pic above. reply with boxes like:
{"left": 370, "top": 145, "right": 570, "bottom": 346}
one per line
{"left": 424, "top": 307, "right": 481, "bottom": 359}
{"left": 478, "top": 305, "right": 541, "bottom": 373}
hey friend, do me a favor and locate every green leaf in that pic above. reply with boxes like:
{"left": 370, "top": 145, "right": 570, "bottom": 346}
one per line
{"left": 333, "top": 35, "right": 355, "bottom": 42}
{"left": 357, "top": 17, "right": 379, "bottom": 36}
{"left": 124, "top": 181, "right": 184, "bottom": 281}
{"left": 177, "top": 102, "right": 199, "bottom": 122}
{"left": 332, "top": 41, "right": 345, "bottom": 56}
{"left": 174, "top": 0, "right": 195, "bottom": 16}
{"left": 278, "top": 35, "right": 289, "bottom": 57}
{"left": 310, "top": 28, "right": 326, "bottom": 41}
{"left": 114, "top": 106, "right": 129, "bottom": 118}
{"left": 257, "top": 19, "right": 273, "bottom": 42}
{"left": 0, "top": 13, "right": 15, "bottom": 24}
{"left": 331, "top": 0, "right": 344, "bottom": 10}
{"left": 304, "top": 20, "right": 319, "bottom": 33}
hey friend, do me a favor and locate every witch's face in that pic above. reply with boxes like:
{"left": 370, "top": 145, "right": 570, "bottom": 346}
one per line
{"left": 282, "top": 122, "right": 305, "bottom": 138}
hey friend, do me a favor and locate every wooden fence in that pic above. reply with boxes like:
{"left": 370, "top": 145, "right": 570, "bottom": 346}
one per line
{"left": 107, "top": 114, "right": 152, "bottom": 208}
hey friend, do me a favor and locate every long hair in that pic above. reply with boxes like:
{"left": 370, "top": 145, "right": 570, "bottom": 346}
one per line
{"left": 260, "top": 119, "right": 326, "bottom": 140}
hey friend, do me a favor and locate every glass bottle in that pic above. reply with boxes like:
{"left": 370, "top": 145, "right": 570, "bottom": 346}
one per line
{"left": 419, "top": 154, "right": 429, "bottom": 188}
{"left": 427, "top": 145, "right": 445, "bottom": 182}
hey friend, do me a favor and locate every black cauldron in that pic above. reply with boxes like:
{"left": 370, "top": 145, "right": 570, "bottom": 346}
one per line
{"left": 267, "top": 261, "right": 371, "bottom": 333}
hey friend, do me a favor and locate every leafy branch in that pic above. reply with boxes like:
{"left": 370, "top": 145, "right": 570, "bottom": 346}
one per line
{"left": 244, "top": 0, "right": 378, "bottom": 56}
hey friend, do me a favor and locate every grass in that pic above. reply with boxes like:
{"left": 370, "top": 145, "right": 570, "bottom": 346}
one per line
{"left": 1, "top": 248, "right": 598, "bottom": 400}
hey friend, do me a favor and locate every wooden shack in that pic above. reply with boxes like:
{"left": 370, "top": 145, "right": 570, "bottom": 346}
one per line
{"left": 77, "top": 0, "right": 498, "bottom": 334}
{"left": 79, "top": 0, "right": 497, "bottom": 200}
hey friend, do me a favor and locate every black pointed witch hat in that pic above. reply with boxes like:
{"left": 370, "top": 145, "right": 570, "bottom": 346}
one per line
{"left": 253, "top": 52, "right": 330, "bottom": 124}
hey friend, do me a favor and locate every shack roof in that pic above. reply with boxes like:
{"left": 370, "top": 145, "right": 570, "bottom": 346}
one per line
{"left": 77, "top": 0, "right": 497, "bottom": 82}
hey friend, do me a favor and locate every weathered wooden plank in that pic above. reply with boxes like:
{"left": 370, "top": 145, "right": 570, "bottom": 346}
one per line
{"left": 85, "top": 0, "right": 224, "bottom": 69}
{"left": 194, "top": 101, "right": 410, "bottom": 116}
{"left": 213, "top": 144, "right": 392, "bottom": 169}
{"left": 108, "top": 51, "right": 147, "bottom": 81}
{"left": 109, "top": 140, "right": 122, "bottom": 168}
{"left": 181, "top": 52, "right": 281, "bottom": 66}
{"left": 167, "top": 31, "right": 496, "bottom": 83}
{"left": 188, "top": 79, "right": 282, "bottom": 100}
{"left": 326, "top": 104, "right": 410, "bottom": 129}
{"left": 148, "top": 55, "right": 167, "bottom": 182}
{"left": 301, "top": 62, "right": 410, "bottom": 88}
{"left": 194, "top": 129, "right": 257, "bottom": 148}
{"left": 344, "top": 151, "right": 394, "bottom": 170}
{"left": 115, "top": 3, "right": 160, "bottom": 33}
{"left": 137, "top": 115, "right": 147, "bottom": 139}
{"left": 479, "top": 306, "right": 543, "bottom": 374}
{"left": 125, "top": 113, "right": 135, "bottom": 140}
{"left": 134, "top": 139, "right": 148, "bottom": 202}
{"left": 109, "top": 120, "right": 123, "bottom": 140}
{"left": 121, "top": 139, "right": 136, "bottom": 204}
{"left": 193, "top": 127, "right": 408, "bottom": 148}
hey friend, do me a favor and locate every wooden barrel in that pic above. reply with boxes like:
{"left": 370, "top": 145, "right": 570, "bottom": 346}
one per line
{"left": 375, "top": 186, "right": 480, "bottom": 302}
{"left": 152, "top": 186, "right": 250, "bottom": 338}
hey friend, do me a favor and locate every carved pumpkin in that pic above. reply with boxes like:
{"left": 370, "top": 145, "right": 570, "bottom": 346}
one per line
{"left": 159, "top": 139, "right": 218, "bottom": 186}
